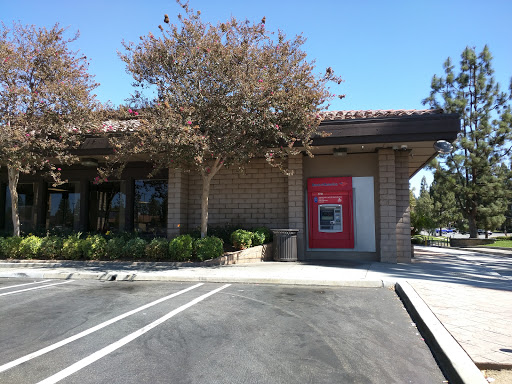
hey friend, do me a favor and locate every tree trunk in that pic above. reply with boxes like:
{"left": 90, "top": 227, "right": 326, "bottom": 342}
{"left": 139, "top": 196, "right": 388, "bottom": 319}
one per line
{"left": 468, "top": 215, "right": 478, "bottom": 238}
{"left": 199, "top": 159, "right": 223, "bottom": 238}
{"left": 200, "top": 173, "right": 211, "bottom": 238}
{"left": 7, "top": 166, "right": 21, "bottom": 237}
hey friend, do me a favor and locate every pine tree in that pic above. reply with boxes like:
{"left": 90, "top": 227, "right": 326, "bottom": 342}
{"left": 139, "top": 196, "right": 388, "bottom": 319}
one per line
{"left": 423, "top": 46, "right": 512, "bottom": 238}
{"left": 411, "top": 176, "right": 437, "bottom": 235}
{"left": 429, "top": 166, "right": 462, "bottom": 234}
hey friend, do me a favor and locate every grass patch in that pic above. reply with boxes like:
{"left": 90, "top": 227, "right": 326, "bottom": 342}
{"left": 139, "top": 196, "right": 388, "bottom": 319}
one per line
{"left": 480, "top": 239, "right": 512, "bottom": 248}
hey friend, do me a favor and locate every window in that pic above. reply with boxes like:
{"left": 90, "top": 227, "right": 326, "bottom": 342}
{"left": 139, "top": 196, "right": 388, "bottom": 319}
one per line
{"left": 89, "top": 181, "right": 126, "bottom": 233}
{"left": 134, "top": 180, "right": 167, "bottom": 236}
{"left": 46, "top": 182, "right": 80, "bottom": 232}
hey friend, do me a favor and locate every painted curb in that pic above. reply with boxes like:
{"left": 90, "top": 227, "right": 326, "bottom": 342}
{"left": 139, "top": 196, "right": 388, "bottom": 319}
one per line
{"left": 396, "top": 281, "right": 487, "bottom": 384}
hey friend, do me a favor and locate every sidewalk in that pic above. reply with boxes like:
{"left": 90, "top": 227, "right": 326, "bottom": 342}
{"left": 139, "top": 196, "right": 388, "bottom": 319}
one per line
{"left": 1, "top": 246, "right": 511, "bottom": 378}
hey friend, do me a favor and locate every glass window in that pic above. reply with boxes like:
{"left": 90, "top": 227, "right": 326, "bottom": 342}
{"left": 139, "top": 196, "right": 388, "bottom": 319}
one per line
{"left": 46, "top": 182, "right": 80, "bottom": 232}
{"left": 134, "top": 180, "right": 167, "bottom": 236}
{"left": 89, "top": 181, "right": 126, "bottom": 233}
{"left": 4, "top": 183, "right": 36, "bottom": 234}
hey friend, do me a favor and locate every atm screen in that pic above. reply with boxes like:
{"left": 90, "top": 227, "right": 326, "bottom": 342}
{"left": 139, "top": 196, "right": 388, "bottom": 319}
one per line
{"left": 318, "top": 204, "right": 342, "bottom": 232}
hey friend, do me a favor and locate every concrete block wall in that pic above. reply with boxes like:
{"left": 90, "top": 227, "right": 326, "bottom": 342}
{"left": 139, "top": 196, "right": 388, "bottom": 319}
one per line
{"left": 186, "top": 158, "right": 288, "bottom": 231}
{"left": 287, "top": 155, "right": 305, "bottom": 260}
{"left": 395, "top": 151, "right": 411, "bottom": 263}
{"left": 378, "top": 149, "right": 398, "bottom": 262}
{"left": 377, "top": 149, "right": 412, "bottom": 263}
{"left": 167, "top": 168, "right": 189, "bottom": 238}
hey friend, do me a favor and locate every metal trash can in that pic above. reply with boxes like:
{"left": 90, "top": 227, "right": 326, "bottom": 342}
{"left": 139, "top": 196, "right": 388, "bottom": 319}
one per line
{"left": 271, "top": 229, "right": 299, "bottom": 261}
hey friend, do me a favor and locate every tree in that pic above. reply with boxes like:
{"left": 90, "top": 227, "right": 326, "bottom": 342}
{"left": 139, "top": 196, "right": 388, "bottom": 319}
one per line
{"left": 410, "top": 176, "right": 436, "bottom": 235}
{"left": 0, "top": 23, "right": 99, "bottom": 236}
{"left": 113, "top": 1, "right": 342, "bottom": 237}
{"left": 429, "top": 165, "right": 462, "bottom": 234}
{"left": 423, "top": 46, "right": 512, "bottom": 238}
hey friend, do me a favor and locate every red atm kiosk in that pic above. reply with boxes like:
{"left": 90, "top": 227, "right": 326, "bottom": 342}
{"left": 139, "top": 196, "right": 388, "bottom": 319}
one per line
{"left": 307, "top": 177, "right": 354, "bottom": 249}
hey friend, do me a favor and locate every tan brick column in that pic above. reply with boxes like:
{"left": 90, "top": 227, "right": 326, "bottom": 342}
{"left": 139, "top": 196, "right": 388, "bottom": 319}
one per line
{"left": 395, "top": 151, "right": 412, "bottom": 263}
{"left": 167, "top": 168, "right": 189, "bottom": 238}
{"left": 378, "top": 149, "right": 398, "bottom": 262}
{"left": 288, "top": 155, "right": 305, "bottom": 260}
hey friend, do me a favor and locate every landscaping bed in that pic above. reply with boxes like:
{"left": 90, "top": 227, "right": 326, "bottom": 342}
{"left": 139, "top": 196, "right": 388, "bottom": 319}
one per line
{"left": 0, "top": 226, "right": 273, "bottom": 264}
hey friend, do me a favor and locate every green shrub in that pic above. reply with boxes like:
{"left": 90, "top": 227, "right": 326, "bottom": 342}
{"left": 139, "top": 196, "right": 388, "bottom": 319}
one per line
{"left": 123, "top": 238, "right": 147, "bottom": 260}
{"left": 495, "top": 236, "right": 512, "bottom": 241}
{"left": 252, "top": 227, "right": 272, "bottom": 243}
{"left": 82, "top": 235, "right": 107, "bottom": 260}
{"left": 39, "top": 236, "right": 63, "bottom": 260}
{"left": 169, "top": 234, "right": 194, "bottom": 261}
{"left": 195, "top": 236, "right": 224, "bottom": 261}
{"left": 231, "top": 229, "right": 253, "bottom": 250}
{"left": 105, "top": 237, "right": 126, "bottom": 260}
{"left": 62, "top": 234, "right": 86, "bottom": 260}
{"left": 19, "top": 235, "right": 43, "bottom": 259}
{"left": 145, "top": 238, "right": 169, "bottom": 261}
{"left": 251, "top": 231, "right": 266, "bottom": 246}
{"left": 208, "top": 225, "right": 240, "bottom": 245}
{"left": 0, "top": 236, "right": 22, "bottom": 259}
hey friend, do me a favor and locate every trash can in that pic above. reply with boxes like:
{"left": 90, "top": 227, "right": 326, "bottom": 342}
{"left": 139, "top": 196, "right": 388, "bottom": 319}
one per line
{"left": 271, "top": 229, "right": 299, "bottom": 261}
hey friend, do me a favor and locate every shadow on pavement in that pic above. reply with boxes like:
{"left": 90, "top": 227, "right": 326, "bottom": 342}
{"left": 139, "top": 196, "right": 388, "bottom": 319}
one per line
{"left": 371, "top": 248, "right": 512, "bottom": 292}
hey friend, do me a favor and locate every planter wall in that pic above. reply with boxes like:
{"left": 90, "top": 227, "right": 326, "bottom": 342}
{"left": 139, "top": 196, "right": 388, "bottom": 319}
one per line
{"left": 203, "top": 243, "right": 273, "bottom": 266}
{"left": 450, "top": 238, "right": 495, "bottom": 248}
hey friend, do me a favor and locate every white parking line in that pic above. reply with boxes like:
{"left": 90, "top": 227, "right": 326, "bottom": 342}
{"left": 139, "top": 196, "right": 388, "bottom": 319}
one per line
{"left": 0, "top": 283, "right": 204, "bottom": 373}
{"left": 36, "top": 284, "right": 231, "bottom": 384}
{"left": 0, "top": 280, "right": 53, "bottom": 291}
{"left": 0, "top": 281, "right": 71, "bottom": 297}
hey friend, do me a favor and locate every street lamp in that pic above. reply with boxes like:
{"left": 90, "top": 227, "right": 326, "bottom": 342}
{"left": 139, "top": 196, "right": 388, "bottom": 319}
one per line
{"left": 433, "top": 140, "right": 453, "bottom": 154}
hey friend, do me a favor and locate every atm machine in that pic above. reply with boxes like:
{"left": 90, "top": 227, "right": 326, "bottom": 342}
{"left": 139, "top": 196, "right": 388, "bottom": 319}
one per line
{"left": 307, "top": 177, "right": 354, "bottom": 249}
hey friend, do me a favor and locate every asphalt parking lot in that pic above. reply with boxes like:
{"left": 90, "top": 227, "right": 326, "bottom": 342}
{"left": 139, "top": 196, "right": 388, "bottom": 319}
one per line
{"left": 0, "top": 278, "right": 446, "bottom": 384}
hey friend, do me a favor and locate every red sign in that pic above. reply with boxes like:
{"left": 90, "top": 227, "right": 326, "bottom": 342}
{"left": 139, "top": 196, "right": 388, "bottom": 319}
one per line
{"left": 307, "top": 177, "right": 354, "bottom": 249}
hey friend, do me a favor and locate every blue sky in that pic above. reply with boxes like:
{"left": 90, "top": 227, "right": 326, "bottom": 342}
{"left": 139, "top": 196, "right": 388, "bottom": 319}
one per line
{"left": 2, "top": 0, "right": 511, "bottom": 192}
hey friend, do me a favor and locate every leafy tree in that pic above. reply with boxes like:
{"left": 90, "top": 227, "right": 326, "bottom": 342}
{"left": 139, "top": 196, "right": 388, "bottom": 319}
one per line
{"left": 0, "top": 23, "right": 99, "bottom": 236}
{"left": 423, "top": 46, "right": 512, "bottom": 238}
{"left": 112, "top": 1, "right": 342, "bottom": 237}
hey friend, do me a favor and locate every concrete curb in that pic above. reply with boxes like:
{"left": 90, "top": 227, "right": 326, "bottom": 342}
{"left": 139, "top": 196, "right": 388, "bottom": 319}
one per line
{"left": 396, "top": 281, "right": 487, "bottom": 384}
{"left": 0, "top": 268, "right": 383, "bottom": 287}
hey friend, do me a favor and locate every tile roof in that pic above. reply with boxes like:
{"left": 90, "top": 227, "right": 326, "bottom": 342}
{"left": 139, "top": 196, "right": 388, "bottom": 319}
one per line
{"left": 100, "top": 119, "right": 141, "bottom": 132}
{"left": 97, "top": 109, "right": 445, "bottom": 131}
{"left": 318, "top": 109, "right": 444, "bottom": 121}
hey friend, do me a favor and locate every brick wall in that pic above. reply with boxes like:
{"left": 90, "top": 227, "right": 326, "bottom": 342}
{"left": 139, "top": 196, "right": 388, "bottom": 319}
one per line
{"left": 167, "top": 168, "right": 189, "bottom": 238}
{"left": 287, "top": 155, "right": 305, "bottom": 259}
{"left": 395, "top": 151, "right": 411, "bottom": 262}
{"left": 186, "top": 158, "right": 288, "bottom": 231}
{"left": 377, "top": 149, "right": 412, "bottom": 263}
{"left": 378, "top": 149, "right": 398, "bottom": 262}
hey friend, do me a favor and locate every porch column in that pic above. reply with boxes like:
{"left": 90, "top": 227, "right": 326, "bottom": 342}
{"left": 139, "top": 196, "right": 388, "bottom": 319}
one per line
{"left": 378, "top": 149, "right": 398, "bottom": 262}
{"left": 167, "top": 168, "right": 189, "bottom": 238}
{"left": 287, "top": 155, "right": 305, "bottom": 260}
{"left": 395, "top": 150, "right": 412, "bottom": 263}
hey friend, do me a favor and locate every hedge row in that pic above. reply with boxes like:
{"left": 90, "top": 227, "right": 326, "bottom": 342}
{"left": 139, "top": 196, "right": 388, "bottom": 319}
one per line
{"left": 0, "top": 226, "right": 273, "bottom": 262}
{"left": 0, "top": 234, "right": 223, "bottom": 262}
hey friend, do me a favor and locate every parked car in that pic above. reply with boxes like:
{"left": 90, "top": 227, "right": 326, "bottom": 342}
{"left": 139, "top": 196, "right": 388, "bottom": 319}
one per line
{"left": 477, "top": 229, "right": 492, "bottom": 235}
{"left": 435, "top": 228, "right": 454, "bottom": 235}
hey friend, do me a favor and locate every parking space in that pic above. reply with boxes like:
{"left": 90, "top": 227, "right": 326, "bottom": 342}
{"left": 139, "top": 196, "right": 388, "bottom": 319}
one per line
{"left": 0, "top": 278, "right": 446, "bottom": 383}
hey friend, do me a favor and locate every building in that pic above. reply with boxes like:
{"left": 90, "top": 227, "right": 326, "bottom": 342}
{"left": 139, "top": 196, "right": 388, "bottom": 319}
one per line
{"left": 0, "top": 109, "right": 459, "bottom": 263}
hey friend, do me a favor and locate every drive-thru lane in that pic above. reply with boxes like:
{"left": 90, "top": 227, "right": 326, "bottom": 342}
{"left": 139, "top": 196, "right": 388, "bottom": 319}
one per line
{"left": 0, "top": 278, "right": 446, "bottom": 383}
